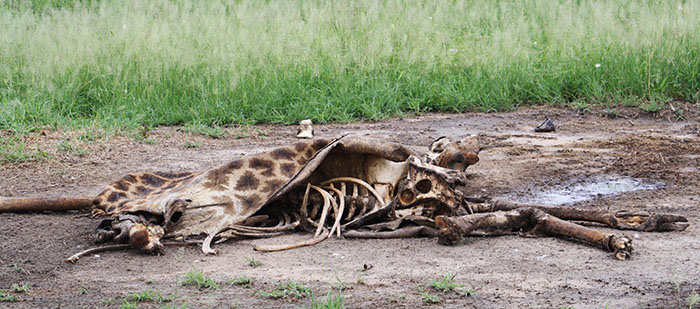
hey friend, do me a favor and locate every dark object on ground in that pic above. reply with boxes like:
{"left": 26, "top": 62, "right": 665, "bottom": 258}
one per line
{"left": 534, "top": 119, "right": 556, "bottom": 132}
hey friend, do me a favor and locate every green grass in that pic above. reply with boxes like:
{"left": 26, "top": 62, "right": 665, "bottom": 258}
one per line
{"left": 10, "top": 283, "right": 30, "bottom": 293}
{"left": 0, "top": 0, "right": 698, "bottom": 140}
{"left": 0, "top": 135, "right": 50, "bottom": 163}
{"left": 181, "top": 140, "right": 200, "bottom": 149}
{"left": 118, "top": 300, "right": 138, "bottom": 309}
{"left": 258, "top": 281, "right": 312, "bottom": 300}
{"left": 0, "top": 290, "right": 17, "bottom": 302}
{"left": 246, "top": 257, "right": 261, "bottom": 268}
{"left": 427, "top": 273, "right": 463, "bottom": 293}
{"left": 104, "top": 289, "right": 182, "bottom": 308}
{"left": 422, "top": 292, "right": 440, "bottom": 304}
{"left": 124, "top": 290, "right": 171, "bottom": 303}
{"left": 309, "top": 289, "right": 345, "bottom": 309}
{"left": 57, "top": 139, "right": 86, "bottom": 156}
{"left": 180, "top": 268, "right": 220, "bottom": 291}
{"left": 689, "top": 291, "right": 700, "bottom": 309}
{"left": 228, "top": 276, "right": 253, "bottom": 288}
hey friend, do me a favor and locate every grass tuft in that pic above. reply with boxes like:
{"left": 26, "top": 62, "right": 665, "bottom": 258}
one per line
{"left": 228, "top": 276, "right": 253, "bottom": 288}
{"left": 427, "top": 273, "right": 463, "bottom": 293}
{"left": 10, "top": 283, "right": 30, "bottom": 293}
{"left": 181, "top": 141, "right": 201, "bottom": 149}
{"left": 258, "top": 281, "right": 311, "bottom": 299}
{"left": 689, "top": 291, "right": 700, "bottom": 309}
{"left": 246, "top": 257, "right": 261, "bottom": 268}
{"left": 124, "top": 290, "right": 171, "bottom": 303}
{"left": 309, "top": 289, "right": 345, "bottom": 309}
{"left": 422, "top": 292, "right": 440, "bottom": 304}
{"left": 0, "top": 290, "right": 17, "bottom": 302}
{"left": 180, "top": 268, "right": 220, "bottom": 291}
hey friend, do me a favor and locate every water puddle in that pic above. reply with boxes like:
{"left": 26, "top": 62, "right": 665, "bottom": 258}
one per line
{"left": 508, "top": 176, "right": 664, "bottom": 205}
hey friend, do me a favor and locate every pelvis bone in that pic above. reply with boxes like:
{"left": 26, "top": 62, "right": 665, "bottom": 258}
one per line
{"left": 0, "top": 134, "right": 689, "bottom": 262}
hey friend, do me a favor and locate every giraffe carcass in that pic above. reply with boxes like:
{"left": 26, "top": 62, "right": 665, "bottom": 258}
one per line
{"left": 0, "top": 135, "right": 689, "bottom": 262}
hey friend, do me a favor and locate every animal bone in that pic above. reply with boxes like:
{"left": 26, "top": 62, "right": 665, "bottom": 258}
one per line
{"left": 297, "top": 119, "right": 314, "bottom": 138}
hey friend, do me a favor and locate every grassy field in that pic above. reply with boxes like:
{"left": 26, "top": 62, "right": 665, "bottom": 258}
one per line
{"left": 1, "top": 0, "right": 699, "bottom": 159}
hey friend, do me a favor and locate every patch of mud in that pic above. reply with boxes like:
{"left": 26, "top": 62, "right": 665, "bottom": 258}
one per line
{"left": 507, "top": 176, "right": 665, "bottom": 205}
{"left": 1, "top": 107, "right": 699, "bottom": 308}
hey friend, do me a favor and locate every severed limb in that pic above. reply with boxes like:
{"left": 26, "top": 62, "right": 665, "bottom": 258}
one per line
{"left": 485, "top": 198, "right": 689, "bottom": 232}
{"left": 435, "top": 207, "right": 634, "bottom": 260}
{"left": 0, "top": 196, "right": 94, "bottom": 212}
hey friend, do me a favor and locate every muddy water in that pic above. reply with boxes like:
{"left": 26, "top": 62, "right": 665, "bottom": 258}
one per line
{"left": 508, "top": 176, "right": 665, "bottom": 205}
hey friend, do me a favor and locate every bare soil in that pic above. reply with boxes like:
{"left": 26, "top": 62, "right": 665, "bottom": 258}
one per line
{"left": 1, "top": 107, "right": 699, "bottom": 308}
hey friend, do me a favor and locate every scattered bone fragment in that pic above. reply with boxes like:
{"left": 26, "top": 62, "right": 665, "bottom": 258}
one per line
{"left": 297, "top": 119, "right": 314, "bottom": 138}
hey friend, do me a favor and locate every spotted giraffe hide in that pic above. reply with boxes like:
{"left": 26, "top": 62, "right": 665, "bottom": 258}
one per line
{"left": 92, "top": 135, "right": 417, "bottom": 239}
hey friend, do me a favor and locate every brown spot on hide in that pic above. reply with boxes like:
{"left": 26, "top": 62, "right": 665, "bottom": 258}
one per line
{"left": 163, "top": 182, "right": 178, "bottom": 190}
{"left": 226, "top": 160, "right": 244, "bottom": 171}
{"left": 123, "top": 175, "right": 137, "bottom": 183}
{"left": 141, "top": 173, "right": 165, "bottom": 187}
{"left": 107, "top": 205, "right": 115, "bottom": 212}
{"left": 135, "top": 186, "right": 153, "bottom": 195}
{"left": 203, "top": 167, "right": 230, "bottom": 191}
{"left": 107, "top": 192, "right": 126, "bottom": 202}
{"left": 250, "top": 158, "right": 275, "bottom": 176}
{"left": 280, "top": 163, "right": 297, "bottom": 177}
{"left": 262, "top": 179, "right": 285, "bottom": 193}
{"left": 216, "top": 195, "right": 234, "bottom": 205}
{"left": 153, "top": 171, "right": 193, "bottom": 179}
{"left": 312, "top": 139, "right": 329, "bottom": 150}
{"left": 296, "top": 157, "right": 308, "bottom": 165}
{"left": 113, "top": 180, "right": 129, "bottom": 191}
{"left": 294, "top": 142, "right": 308, "bottom": 152}
{"left": 235, "top": 171, "right": 259, "bottom": 191}
{"left": 215, "top": 196, "right": 237, "bottom": 214}
{"left": 271, "top": 148, "right": 296, "bottom": 161}
{"left": 235, "top": 194, "right": 262, "bottom": 210}
{"left": 305, "top": 148, "right": 315, "bottom": 158}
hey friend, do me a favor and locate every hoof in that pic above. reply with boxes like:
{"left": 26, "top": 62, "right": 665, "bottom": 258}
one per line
{"left": 436, "top": 216, "right": 462, "bottom": 246}
{"left": 611, "top": 236, "right": 633, "bottom": 261}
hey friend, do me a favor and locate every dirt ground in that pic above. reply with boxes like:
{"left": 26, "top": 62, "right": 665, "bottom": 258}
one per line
{"left": 1, "top": 107, "right": 699, "bottom": 308}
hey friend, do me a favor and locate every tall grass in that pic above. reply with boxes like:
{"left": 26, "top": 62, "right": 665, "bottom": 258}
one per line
{"left": 1, "top": 0, "right": 699, "bottom": 133}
